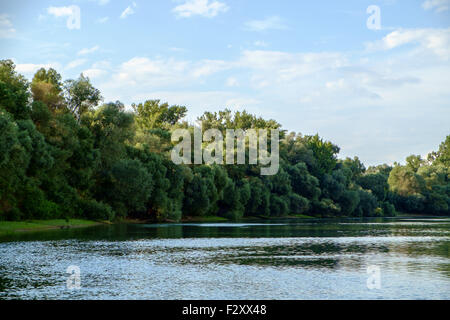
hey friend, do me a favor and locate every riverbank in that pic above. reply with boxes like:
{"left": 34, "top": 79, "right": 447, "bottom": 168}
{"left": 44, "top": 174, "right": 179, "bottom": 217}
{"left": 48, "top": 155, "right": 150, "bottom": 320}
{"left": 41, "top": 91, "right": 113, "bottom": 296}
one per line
{"left": 1, "top": 213, "right": 434, "bottom": 235}
{"left": 0, "top": 219, "right": 106, "bottom": 236}
{"left": 121, "top": 214, "right": 315, "bottom": 224}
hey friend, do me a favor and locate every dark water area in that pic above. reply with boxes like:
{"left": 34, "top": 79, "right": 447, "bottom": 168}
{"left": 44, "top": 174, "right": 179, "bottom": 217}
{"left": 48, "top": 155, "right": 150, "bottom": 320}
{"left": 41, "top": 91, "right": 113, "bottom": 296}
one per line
{"left": 0, "top": 217, "right": 449, "bottom": 299}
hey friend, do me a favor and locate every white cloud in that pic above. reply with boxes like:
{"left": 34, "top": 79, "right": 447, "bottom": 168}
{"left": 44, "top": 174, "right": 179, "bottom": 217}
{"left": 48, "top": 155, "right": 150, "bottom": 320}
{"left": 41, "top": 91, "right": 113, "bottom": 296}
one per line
{"left": 65, "top": 26, "right": 449, "bottom": 167}
{"left": 79, "top": 61, "right": 111, "bottom": 79}
{"left": 109, "top": 56, "right": 231, "bottom": 87}
{"left": 173, "top": 0, "right": 229, "bottom": 18}
{"left": 192, "top": 60, "right": 230, "bottom": 77}
{"left": 225, "top": 98, "right": 260, "bottom": 110}
{"left": 78, "top": 45, "right": 100, "bottom": 55}
{"left": 96, "top": 17, "right": 109, "bottom": 23}
{"left": 244, "top": 16, "right": 287, "bottom": 32}
{"left": 120, "top": 2, "right": 137, "bottom": 19}
{"left": 92, "top": 60, "right": 111, "bottom": 69}
{"left": 169, "top": 47, "right": 186, "bottom": 52}
{"left": 14, "top": 62, "right": 61, "bottom": 77}
{"left": 422, "top": 0, "right": 450, "bottom": 12}
{"left": 0, "top": 14, "right": 15, "bottom": 38}
{"left": 239, "top": 50, "right": 347, "bottom": 85}
{"left": 253, "top": 40, "right": 269, "bottom": 47}
{"left": 47, "top": 5, "right": 81, "bottom": 30}
{"left": 226, "top": 77, "right": 238, "bottom": 87}
{"left": 47, "top": 6, "right": 74, "bottom": 17}
{"left": 66, "top": 59, "right": 87, "bottom": 69}
{"left": 366, "top": 28, "right": 450, "bottom": 60}
{"left": 82, "top": 68, "right": 107, "bottom": 79}
{"left": 88, "top": 0, "right": 110, "bottom": 4}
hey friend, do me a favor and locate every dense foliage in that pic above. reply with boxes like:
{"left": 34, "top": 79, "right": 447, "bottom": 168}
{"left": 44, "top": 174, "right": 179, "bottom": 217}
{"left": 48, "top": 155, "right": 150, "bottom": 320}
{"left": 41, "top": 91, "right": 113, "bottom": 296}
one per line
{"left": 0, "top": 60, "right": 448, "bottom": 221}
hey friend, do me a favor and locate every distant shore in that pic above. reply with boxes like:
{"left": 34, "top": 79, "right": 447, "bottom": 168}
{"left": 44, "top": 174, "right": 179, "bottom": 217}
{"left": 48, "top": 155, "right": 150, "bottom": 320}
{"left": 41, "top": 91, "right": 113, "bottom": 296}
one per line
{"left": 1, "top": 213, "right": 444, "bottom": 236}
{"left": 0, "top": 219, "right": 107, "bottom": 236}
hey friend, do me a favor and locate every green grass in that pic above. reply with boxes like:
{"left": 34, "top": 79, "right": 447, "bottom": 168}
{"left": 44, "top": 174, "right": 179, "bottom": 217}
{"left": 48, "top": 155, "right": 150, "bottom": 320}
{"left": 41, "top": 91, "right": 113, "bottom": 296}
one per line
{"left": 182, "top": 216, "right": 229, "bottom": 222}
{"left": 0, "top": 219, "right": 101, "bottom": 235}
{"left": 241, "top": 214, "right": 315, "bottom": 220}
{"left": 289, "top": 214, "right": 315, "bottom": 219}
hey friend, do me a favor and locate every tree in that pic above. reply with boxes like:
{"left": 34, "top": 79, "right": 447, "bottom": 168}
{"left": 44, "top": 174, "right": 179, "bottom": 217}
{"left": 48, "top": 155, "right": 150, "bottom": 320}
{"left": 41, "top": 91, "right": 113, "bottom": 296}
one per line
{"left": 132, "top": 100, "right": 187, "bottom": 130}
{"left": 358, "top": 173, "right": 388, "bottom": 201}
{"left": 388, "top": 165, "right": 425, "bottom": 197}
{"left": 304, "top": 134, "right": 340, "bottom": 176}
{"left": 0, "top": 59, "right": 30, "bottom": 119}
{"left": 103, "top": 159, "right": 153, "bottom": 217}
{"left": 64, "top": 74, "right": 102, "bottom": 121}
{"left": 406, "top": 155, "right": 424, "bottom": 172}
{"left": 31, "top": 68, "right": 65, "bottom": 112}
{"left": 428, "top": 135, "right": 450, "bottom": 167}
{"left": 82, "top": 102, "right": 134, "bottom": 168}
{"left": 340, "top": 156, "right": 365, "bottom": 180}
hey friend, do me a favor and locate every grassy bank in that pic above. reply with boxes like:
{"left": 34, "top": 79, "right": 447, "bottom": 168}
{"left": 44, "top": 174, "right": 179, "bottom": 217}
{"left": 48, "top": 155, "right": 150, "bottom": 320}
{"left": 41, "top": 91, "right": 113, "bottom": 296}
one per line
{"left": 0, "top": 219, "right": 103, "bottom": 236}
{"left": 122, "top": 214, "right": 315, "bottom": 224}
{"left": 181, "top": 216, "right": 229, "bottom": 222}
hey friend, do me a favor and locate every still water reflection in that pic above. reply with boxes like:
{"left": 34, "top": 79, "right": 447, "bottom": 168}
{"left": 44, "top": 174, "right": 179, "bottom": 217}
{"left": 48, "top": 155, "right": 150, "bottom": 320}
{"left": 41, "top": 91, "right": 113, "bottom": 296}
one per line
{"left": 0, "top": 217, "right": 449, "bottom": 299}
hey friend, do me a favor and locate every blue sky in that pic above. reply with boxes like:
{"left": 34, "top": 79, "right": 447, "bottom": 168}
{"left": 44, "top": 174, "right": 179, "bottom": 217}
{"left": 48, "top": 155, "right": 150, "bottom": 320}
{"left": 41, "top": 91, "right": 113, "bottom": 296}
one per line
{"left": 1, "top": 0, "right": 449, "bottom": 166}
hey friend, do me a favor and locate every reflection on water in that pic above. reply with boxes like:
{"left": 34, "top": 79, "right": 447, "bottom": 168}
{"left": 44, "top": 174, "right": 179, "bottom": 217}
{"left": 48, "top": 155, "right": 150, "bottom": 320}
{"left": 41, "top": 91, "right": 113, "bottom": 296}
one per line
{"left": 0, "top": 217, "right": 449, "bottom": 299}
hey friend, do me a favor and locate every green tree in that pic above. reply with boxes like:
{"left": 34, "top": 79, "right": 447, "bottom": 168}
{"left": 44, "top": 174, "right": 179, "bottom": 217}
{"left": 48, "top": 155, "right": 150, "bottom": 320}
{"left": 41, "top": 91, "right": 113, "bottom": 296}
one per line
{"left": 31, "top": 68, "right": 65, "bottom": 112}
{"left": 132, "top": 100, "right": 187, "bottom": 130}
{"left": 0, "top": 59, "right": 30, "bottom": 119}
{"left": 304, "top": 134, "right": 340, "bottom": 176}
{"left": 64, "top": 74, "right": 102, "bottom": 121}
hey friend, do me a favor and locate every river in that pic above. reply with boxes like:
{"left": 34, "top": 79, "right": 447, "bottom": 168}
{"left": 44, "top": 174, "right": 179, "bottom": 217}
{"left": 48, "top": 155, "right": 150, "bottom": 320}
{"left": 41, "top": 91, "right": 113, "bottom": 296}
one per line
{"left": 0, "top": 217, "right": 449, "bottom": 299}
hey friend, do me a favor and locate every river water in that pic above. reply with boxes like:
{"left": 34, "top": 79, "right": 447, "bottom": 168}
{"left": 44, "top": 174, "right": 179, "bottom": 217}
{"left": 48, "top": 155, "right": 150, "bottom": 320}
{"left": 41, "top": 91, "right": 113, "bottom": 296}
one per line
{"left": 0, "top": 217, "right": 449, "bottom": 299}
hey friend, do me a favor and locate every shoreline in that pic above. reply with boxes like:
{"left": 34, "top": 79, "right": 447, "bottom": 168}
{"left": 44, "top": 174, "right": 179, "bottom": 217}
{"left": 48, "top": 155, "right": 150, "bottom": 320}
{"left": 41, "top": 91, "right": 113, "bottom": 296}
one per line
{"left": 0, "top": 219, "right": 108, "bottom": 236}
{"left": 1, "top": 213, "right": 445, "bottom": 236}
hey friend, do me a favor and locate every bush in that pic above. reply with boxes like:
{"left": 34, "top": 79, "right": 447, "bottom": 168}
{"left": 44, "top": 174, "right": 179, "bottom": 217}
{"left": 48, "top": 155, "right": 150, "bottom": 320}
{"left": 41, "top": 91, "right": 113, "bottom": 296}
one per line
{"left": 78, "top": 198, "right": 114, "bottom": 221}
{"left": 21, "top": 183, "right": 61, "bottom": 219}
{"left": 289, "top": 193, "right": 310, "bottom": 214}
{"left": 4, "top": 208, "right": 23, "bottom": 221}
{"left": 269, "top": 194, "right": 289, "bottom": 217}
{"left": 382, "top": 201, "right": 396, "bottom": 217}
{"left": 374, "top": 207, "right": 383, "bottom": 217}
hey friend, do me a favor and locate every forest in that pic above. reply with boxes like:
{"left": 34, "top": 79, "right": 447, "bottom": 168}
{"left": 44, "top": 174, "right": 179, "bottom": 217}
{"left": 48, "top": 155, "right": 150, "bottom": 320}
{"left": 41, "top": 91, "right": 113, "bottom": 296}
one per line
{"left": 0, "top": 59, "right": 449, "bottom": 222}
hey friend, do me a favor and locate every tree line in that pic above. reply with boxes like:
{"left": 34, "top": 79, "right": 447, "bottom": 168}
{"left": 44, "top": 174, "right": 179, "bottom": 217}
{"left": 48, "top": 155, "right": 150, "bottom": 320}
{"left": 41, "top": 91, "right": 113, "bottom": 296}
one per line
{"left": 0, "top": 59, "right": 448, "bottom": 222}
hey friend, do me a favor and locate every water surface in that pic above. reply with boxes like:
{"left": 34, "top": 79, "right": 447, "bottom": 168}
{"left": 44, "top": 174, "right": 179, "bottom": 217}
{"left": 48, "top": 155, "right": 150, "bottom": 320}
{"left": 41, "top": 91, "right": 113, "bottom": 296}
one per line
{"left": 0, "top": 217, "right": 449, "bottom": 299}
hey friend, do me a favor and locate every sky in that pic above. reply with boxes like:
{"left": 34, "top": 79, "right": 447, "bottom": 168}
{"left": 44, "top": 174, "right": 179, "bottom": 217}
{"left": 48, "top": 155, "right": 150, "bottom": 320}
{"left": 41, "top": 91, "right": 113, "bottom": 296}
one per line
{"left": 0, "top": 0, "right": 449, "bottom": 166}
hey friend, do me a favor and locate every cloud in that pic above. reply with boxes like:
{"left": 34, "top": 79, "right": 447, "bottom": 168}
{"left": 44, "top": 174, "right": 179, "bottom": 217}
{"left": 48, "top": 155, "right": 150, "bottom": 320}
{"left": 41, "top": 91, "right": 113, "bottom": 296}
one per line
{"left": 169, "top": 47, "right": 187, "bottom": 52}
{"left": 253, "top": 40, "right": 269, "bottom": 47}
{"left": 82, "top": 68, "right": 107, "bottom": 79}
{"left": 77, "top": 45, "right": 100, "bottom": 55}
{"left": 59, "top": 26, "right": 448, "bottom": 167}
{"left": 244, "top": 16, "right": 287, "bottom": 32}
{"left": 225, "top": 97, "right": 260, "bottom": 110}
{"left": 173, "top": 0, "right": 229, "bottom": 18}
{"left": 113, "top": 56, "right": 231, "bottom": 85}
{"left": 14, "top": 62, "right": 62, "bottom": 77}
{"left": 120, "top": 2, "right": 137, "bottom": 19}
{"left": 0, "top": 14, "right": 15, "bottom": 38}
{"left": 106, "top": 56, "right": 231, "bottom": 90}
{"left": 87, "top": 0, "right": 110, "bottom": 4}
{"left": 66, "top": 59, "right": 87, "bottom": 69}
{"left": 226, "top": 77, "right": 238, "bottom": 87}
{"left": 91, "top": 60, "right": 111, "bottom": 69}
{"left": 47, "top": 5, "right": 81, "bottom": 30}
{"left": 96, "top": 17, "right": 109, "bottom": 23}
{"left": 422, "top": 0, "right": 450, "bottom": 12}
{"left": 47, "top": 6, "right": 74, "bottom": 17}
{"left": 191, "top": 60, "right": 230, "bottom": 77}
{"left": 366, "top": 28, "right": 450, "bottom": 60}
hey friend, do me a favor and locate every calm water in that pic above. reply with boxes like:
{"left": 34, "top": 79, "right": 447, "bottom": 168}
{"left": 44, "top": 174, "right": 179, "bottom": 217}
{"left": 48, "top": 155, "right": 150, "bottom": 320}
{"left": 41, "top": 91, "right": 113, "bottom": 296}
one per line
{"left": 0, "top": 217, "right": 449, "bottom": 299}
